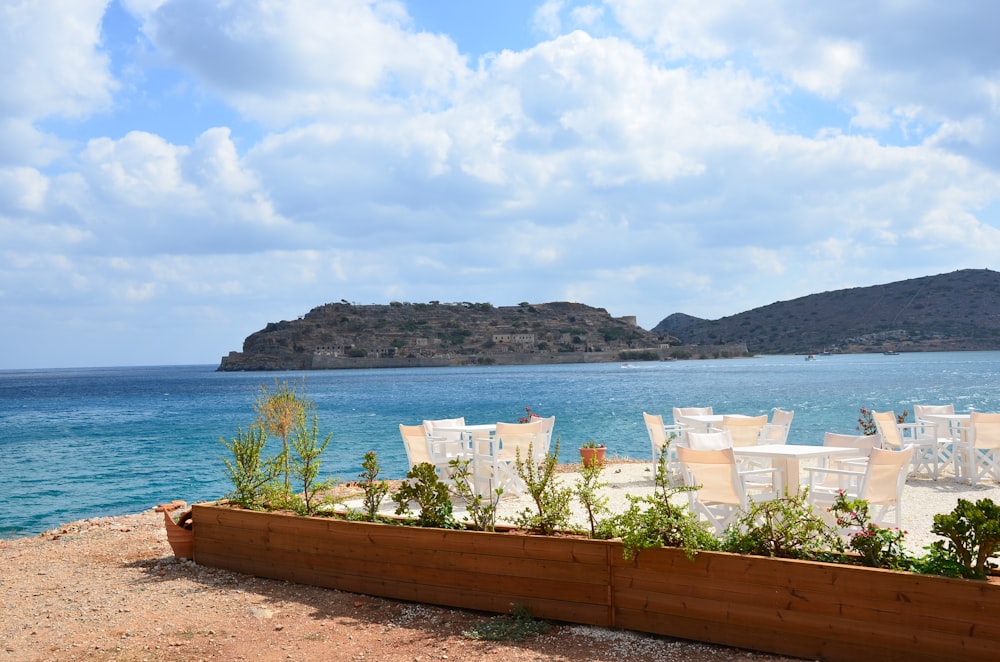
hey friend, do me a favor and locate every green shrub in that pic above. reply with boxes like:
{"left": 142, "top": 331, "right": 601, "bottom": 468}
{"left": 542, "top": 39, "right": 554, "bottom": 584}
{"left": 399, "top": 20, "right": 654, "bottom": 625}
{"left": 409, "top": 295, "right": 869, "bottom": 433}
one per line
{"left": 391, "top": 462, "right": 456, "bottom": 528}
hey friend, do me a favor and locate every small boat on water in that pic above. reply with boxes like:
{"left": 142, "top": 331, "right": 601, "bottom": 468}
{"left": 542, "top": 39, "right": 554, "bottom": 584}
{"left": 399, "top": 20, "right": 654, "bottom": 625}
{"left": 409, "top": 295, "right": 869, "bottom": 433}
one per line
{"left": 884, "top": 350, "right": 900, "bottom": 355}
{"left": 805, "top": 354, "right": 817, "bottom": 361}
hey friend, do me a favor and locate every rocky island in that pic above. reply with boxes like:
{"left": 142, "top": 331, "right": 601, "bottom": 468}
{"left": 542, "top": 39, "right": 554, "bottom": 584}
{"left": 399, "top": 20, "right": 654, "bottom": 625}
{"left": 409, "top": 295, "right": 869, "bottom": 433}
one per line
{"left": 219, "top": 269, "right": 1000, "bottom": 371}
{"left": 218, "top": 301, "right": 725, "bottom": 371}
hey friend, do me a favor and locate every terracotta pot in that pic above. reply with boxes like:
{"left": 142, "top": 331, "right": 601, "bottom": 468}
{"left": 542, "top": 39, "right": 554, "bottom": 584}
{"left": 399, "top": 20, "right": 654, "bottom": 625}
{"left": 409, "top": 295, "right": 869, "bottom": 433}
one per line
{"left": 579, "top": 446, "right": 606, "bottom": 467}
{"left": 162, "top": 506, "right": 194, "bottom": 559}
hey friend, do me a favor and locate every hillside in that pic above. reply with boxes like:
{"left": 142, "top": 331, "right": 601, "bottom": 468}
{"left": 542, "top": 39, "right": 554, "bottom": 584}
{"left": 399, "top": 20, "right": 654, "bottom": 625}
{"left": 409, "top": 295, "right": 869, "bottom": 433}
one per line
{"left": 218, "top": 301, "right": 700, "bottom": 371}
{"left": 653, "top": 269, "right": 1000, "bottom": 354}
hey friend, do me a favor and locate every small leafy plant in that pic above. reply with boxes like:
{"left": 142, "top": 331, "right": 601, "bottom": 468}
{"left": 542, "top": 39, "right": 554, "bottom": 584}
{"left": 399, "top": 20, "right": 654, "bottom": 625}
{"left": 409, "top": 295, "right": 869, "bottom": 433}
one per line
{"left": 513, "top": 441, "right": 574, "bottom": 535}
{"left": 392, "top": 462, "right": 456, "bottom": 528}
{"left": 357, "top": 451, "right": 390, "bottom": 521}
{"left": 462, "top": 603, "right": 550, "bottom": 641}
{"left": 580, "top": 439, "right": 605, "bottom": 449}
{"left": 449, "top": 457, "right": 503, "bottom": 532}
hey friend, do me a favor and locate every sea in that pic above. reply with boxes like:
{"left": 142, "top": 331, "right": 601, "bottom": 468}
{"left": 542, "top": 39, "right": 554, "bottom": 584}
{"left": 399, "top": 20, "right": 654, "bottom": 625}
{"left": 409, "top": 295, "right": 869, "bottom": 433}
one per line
{"left": 2, "top": 351, "right": 999, "bottom": 539}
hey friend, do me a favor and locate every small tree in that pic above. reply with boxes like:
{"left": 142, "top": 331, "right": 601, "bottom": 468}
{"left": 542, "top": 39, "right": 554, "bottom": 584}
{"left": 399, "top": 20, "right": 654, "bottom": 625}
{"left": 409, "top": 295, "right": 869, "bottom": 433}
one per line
{"left": 513, "top": 441, "right": 573, "bottom": 536}
{"left": 255, "top": 379, "right": 309, "bottom": 491}
{"left": 358, "top": 451, "right": 390, "bottom": 521}
{"left": 574, "top": 459, "right": 610, "bottom": 538}
{"left": 289, "top": 413, "right": 334, "bottom": 515}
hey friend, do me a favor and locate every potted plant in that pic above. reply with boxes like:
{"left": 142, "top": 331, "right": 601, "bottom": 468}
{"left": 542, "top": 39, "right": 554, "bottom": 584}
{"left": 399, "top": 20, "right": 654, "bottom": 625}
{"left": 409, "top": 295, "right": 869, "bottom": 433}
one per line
{"left": 578, "top": 439, "right": 606, "bottom": 468}
{"left": 159, "top": 501, "right": 194, "bottom": 559}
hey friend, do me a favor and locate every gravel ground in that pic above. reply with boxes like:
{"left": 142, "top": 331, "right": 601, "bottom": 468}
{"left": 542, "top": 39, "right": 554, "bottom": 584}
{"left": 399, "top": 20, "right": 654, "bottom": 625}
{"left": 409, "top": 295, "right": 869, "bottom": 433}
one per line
{"left": 4, "top": 459, "right": 995, "bottom": 662}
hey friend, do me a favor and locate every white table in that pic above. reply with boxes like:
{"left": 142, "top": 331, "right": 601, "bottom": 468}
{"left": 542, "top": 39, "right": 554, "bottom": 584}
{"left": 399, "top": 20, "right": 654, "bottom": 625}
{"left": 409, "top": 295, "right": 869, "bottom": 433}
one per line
{"left": 734, "top": 444, "right": 861, "bottom": 496}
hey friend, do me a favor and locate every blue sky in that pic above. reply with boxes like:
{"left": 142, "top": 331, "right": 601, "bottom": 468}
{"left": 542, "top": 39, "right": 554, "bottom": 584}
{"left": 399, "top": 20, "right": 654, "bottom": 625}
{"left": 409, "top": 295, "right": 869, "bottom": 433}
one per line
{"left": 2, "top": 0, "right": 999, "bottom": 369}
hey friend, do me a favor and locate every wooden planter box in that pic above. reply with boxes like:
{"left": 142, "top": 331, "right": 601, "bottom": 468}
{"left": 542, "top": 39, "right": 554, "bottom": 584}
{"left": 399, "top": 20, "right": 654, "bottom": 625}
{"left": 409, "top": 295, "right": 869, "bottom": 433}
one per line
{"left": 192, "top": 503, "right": 1000, "bottom": 661}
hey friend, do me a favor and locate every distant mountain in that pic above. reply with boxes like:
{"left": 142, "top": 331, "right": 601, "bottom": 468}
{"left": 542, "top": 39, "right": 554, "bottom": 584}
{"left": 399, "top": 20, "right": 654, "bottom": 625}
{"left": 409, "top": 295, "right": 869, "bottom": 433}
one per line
{"left": 652, "top": 269, "right": 1000, "bottom": 354}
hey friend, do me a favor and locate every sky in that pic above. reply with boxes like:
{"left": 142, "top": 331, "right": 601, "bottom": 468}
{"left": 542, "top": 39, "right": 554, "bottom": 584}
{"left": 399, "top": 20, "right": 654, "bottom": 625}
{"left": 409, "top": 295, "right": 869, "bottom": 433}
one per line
{"left": 2, "top": 0, "right": 999, "bottom": 369}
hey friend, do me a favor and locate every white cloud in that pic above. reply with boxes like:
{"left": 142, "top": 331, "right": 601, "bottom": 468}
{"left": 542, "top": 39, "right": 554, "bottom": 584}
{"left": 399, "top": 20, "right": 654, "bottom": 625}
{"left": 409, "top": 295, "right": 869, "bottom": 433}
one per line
{"left": 143, "top": 0, "right": 468, "bottom": 125}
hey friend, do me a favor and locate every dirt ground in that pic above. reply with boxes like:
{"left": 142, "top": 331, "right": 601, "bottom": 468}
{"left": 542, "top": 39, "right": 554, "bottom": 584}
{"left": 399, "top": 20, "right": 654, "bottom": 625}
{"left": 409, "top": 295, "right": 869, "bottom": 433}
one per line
{"left": 0, "top": 505, "right": 801, "bottom": 662}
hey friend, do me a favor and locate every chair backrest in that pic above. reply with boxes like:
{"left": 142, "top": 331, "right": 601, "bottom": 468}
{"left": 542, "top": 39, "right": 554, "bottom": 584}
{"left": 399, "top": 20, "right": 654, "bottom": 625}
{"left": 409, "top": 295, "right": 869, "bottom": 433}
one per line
{"left": 765, "top": 408, "right": 794, "bottom": 443}
{"left": 722, "top": 415, "right": 768, "bottom": 447}
{"left": 673, "top": 406, "right": 712, "bottom": 423}
{"left": 644, "top": 412, "right": 668, "bottom": 450}
{"left": 823, "top": 432, "right": 880, "bottom": 457}
{"left": 872, "top": 411, "right": 903, "bottom": 449}
{"left": 862, "top": 447, "right": 913, "bottom": 505}
{"left": 914, "top": 404, "right": 955, "bottom": 419}
{"left": 399, "top": 424, "right": 431, "bottom": 468}
{"left": 423, "top": 417, "right": 466, "bottom": 439}
{"left": 687, "top": 429, "right": 734, "bottom": 450}
{"left": 494, "top": 420, "right": 546, "bottom": 461}
{"left": 971, "top": 412, "right": 1000, "bottom": 450}
{"left": 537, "top": 416, "right": 556, "bottom": 454}
{"left": 676, "top": 446, "right": 742, "bottom": 506}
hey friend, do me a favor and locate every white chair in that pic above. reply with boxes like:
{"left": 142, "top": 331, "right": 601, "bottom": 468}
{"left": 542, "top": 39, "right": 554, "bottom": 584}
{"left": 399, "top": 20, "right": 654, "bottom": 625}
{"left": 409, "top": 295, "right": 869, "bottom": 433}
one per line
{"left": 822, "top": 432, "right": 881, "bottom": 462}
{"left": 811, "top": 432, "right": 882, "bottom": 489}
{"left": 721, "top": 415, "right": 768, "bottom": 447}
{"left": 686, "top": 429, "right": 734, "bottom": 450}
{"left": 489, "top": 420, "right": 547, "bottom": 497}
{"left": 807, "top": 446, "right": 914, "bottom": 529}
{"left": 872, "top": 410, "right": 941, "bottom": 480}
{"left": 536, "top": 416, "right": 556, "bottom": 455}
{"left": 676, "top": 446, "right": 782, "bottom": 534}
{"left": 963, "top": 413, "right": 1000, "bottom": 486}
{"left": 914, "top": 404, "right": 960, "bottom": 474}
{"left": 422, "top": 417, "right": 467, "bottom": 477}
{"left": 763, "top": 408, "right": 794, "bottom": 444}
{"left": 399, "top": 423, "right": 432, "bottom": 470}
{"left": 673, "top": 406, "right": 713, "bottom": 421}
{"left": 672, "top": 406, "right": 714, "bottom": 443}
{"left": 643, "top": 412, "right": 686, "bottom": 481}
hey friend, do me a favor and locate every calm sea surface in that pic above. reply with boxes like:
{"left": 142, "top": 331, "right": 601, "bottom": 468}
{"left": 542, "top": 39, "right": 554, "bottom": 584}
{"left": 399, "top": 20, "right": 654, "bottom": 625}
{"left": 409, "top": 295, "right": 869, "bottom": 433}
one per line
{"left": 2, "top": 352, "right": 999, "bottom": 538}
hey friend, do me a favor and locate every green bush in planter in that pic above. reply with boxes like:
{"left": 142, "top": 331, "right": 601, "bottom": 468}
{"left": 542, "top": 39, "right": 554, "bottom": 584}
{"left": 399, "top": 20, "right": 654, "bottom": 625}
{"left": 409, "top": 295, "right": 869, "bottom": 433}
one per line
{"left": 600, "top": 447, "right": 717, "bottom": 559}
{"left": 722, "top": 490, "right": 842, "bottom": 560}
{"left": 921, "top": 498, "right": 1000, "bottom": 579}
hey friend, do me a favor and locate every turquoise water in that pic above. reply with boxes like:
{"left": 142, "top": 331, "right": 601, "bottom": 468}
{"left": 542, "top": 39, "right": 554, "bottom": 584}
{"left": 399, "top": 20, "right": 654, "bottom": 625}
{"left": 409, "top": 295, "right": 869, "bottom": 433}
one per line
{"left": 2, "top": 352, "right": 999, "bottom": 538}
